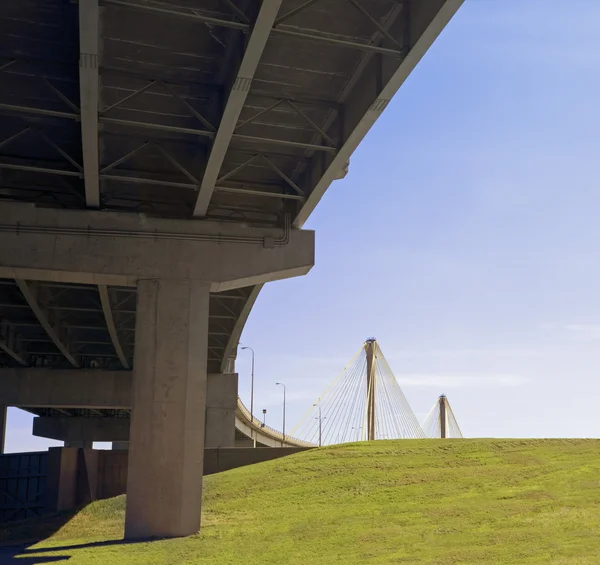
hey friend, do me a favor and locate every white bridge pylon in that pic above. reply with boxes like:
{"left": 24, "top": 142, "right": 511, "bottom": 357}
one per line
{"left": 423, "top": 394, "right": 463, "bottom": 439}
{"left": 291, "top": 338, "right": 425, "bottom": 445}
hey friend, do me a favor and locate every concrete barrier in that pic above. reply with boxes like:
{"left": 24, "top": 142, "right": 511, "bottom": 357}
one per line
{"left": 39, "top": 446, "right": 313, "bottom": 516}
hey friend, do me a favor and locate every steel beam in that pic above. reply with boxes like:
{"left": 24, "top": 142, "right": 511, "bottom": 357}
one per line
{"left": 193, "top": 0, "right": 282, "bottom": 217}
{"left": 0, "top": 321, "right": 28, "bottom": 366}
{"left": 100, "top": 0, "right": 404, "bottom": 56}
{"left": 220, "top": 285, "right": 262, "bottom": 373}
{"left": 14, "top": 280, "right": 79, "bottom": 367}
{"left": 78, "top": 0, "right": 101, "bottom": 208}
{"left": 101, "top": 0, "right": 248, "bottom": 30}
{"left": 272, "top": 28, "right": 405, "bottom": 57}
{"left": 0, "top": 103, "right": 79, "bottom": 120}
{"left": 98, "top": 285, "right": 129, "bottom": 369}
{"left": 215, "top": 186, "right": 303, "bottom": 201}
{"left": 0, "top": 106, "right": 333, "bottom": 152}
{"left": 0, "top": 163, "right": 302, "bottom": 201}
{"left": 293, "top": 0, "right": 464, "bottom": 228}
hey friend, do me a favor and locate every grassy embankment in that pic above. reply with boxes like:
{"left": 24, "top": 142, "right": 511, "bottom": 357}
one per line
{"left": 2, "top": 439, "right": 600, "bottom": 564}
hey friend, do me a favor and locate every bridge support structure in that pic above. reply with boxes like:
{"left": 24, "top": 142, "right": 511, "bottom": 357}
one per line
{"left": 28, "top": 372, "right": 238, "bottom": 449}
{"left": 423, "top": 395, "right": 463, "bottom": 439}
{"left": 292, "top": 338, "right": 425, "bottom": 444}
{"left": 0, "top": 202, "right": 314, "bottom": 540}
{"left": 125, "top": 279, "right": 209, "bottom": 539}
{"left": 439, "top": 395, "right": 447, "bottom": 439}
{"left": 365, "top": 338, "right": 376, "bottom": 441}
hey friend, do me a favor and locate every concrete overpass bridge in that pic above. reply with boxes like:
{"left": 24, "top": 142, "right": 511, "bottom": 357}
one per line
{"left": 0, "top": 279, "right": 312, "bottom": 448}
{"left": 0, "top": 0, "right": 463, "bottom": 539}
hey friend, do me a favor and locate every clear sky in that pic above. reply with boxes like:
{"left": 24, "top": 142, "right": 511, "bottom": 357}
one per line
{"left": 6, "top": 0, "right": 600, "bottom": 451}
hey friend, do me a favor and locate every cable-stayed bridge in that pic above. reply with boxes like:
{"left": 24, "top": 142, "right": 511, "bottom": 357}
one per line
{"left": 423, "top": 394, "right": 463, "bottom": 439}
{"left": 292, "top": 338, "right": 426, "bottom": 445}
{"left": 292, "top": 338, "right": 465, "bottom": 445}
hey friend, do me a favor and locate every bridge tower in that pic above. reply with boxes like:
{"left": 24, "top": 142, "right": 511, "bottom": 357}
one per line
{"left": 365, "top": 338, "right": 376, "bottom": 441}
{"left": 292, "top": 338, "right": 425, "bottom": 444}
{"left": 439, "top": 394, "right": 447, "bottom": 439}
{"left": 423, "top": 394, "right": 463, "bottom": 438}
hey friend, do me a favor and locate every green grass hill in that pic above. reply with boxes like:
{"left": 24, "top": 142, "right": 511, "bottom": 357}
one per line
{"left": 2, "top": 439, "right": 600, "bottom": 564}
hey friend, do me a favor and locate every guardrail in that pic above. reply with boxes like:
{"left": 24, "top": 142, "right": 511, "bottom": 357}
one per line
{"left": 236, "top": 397, "right": 315, "bottom": 448}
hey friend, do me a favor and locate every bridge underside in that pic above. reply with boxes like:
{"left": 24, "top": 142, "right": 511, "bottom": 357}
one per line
{"left": 0, "top": 0, "right": 463, "bottom": 540}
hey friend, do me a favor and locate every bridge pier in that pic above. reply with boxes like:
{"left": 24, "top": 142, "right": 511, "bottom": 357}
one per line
{"left": 125, "top": 279, "right": 209, "bottom": 539}
{"left": 0, "top": 203, "right": 314, "bottom": 539}
{"left": 439, "top": 395, "right": 447, "bottom": 439}
{"left": 205, "top": 373, "right": 238, "bottom": 448}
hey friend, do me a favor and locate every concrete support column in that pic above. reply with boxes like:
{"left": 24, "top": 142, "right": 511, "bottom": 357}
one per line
{"left": 64, "top": 440, "right": 93, "bottom": 448}
{"left": 0, "top": 405, "right": 6, "bottom": 454}
{"left": 125, "top": 279, "right": 209, "bottom": 540}
{"left": 112, "top": 441, "right": 129, "bottom": 450}
{"left": 45, "top": 447, "right": 78, "bottom": 513}
{"left": 205, "top": 373, "right": 237, "bottom": 448}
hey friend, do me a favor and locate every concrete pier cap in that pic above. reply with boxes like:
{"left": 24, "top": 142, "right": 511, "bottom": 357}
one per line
{"left": 0, "top": 202, "right": 315, "bottom": 540}
{"left": 0, "top": 203, "right": 315, "bottom": 289}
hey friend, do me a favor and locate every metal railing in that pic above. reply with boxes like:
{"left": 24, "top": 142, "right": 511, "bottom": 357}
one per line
{"left": 236, "top": 397, "right": 314, "bottom": 447}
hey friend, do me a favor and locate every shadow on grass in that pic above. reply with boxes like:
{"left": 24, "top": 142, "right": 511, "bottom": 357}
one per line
{"left": 0, "top": 505, "right": 143, "bottom": 564}
{"left": 0, "top": 511, "right": 152, "bottom": 564}
{"left": 0, "top": 508, "right": 76, "bottom": 564}
{"left": 0, "top": 544, "right": 70, "bottom": 563}
{"left": 23, "top": 539, "right": 142, "bottom": 553}
{"left": 0, "top": 538, "right": 157, "bottom": 564}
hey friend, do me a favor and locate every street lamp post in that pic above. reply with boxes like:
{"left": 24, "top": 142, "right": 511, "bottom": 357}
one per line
{"left": 241, "top": 346, "right": 256, "bottom": 447}
{"left": 314, "top": 403, "right": 323, "bottom": 447}
{"left": 276, "top": 382, "right": 286, "bottom": 444}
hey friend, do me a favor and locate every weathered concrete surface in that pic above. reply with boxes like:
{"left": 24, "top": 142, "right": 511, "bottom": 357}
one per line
{"left": 0, "top": 203, "right": 314, "bottom": 289}
{"left": 33, "top": 417, "right": 131, "bottom": 442}
{"left": 30, "top": 373, "right": 237, "bottom": 446}
{"left": 203, "top": 447, "right": 312, "bottom": 475}
{"left": 0, "top": 369, "right": 131, "bottom": 408}
{"left": 44, "top": 447, "right": 79, "bottom": 514}
{"left": 125, "top": 280, "right": 209, "bottom": 540}
{"left": 205, "top": 372, "right": 237, "bottom": 448}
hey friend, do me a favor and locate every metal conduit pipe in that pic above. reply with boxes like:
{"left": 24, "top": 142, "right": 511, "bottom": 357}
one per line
{"left": 0, "top": 215, "right": 290, "bottom": 247}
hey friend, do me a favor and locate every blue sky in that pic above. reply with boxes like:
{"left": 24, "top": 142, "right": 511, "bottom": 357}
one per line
{"left": 7, "top": 0, "right": 600, "bottom": 451}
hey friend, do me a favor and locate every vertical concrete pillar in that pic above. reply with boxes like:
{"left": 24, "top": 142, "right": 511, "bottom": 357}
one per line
{"left": 64, "top": 440, "right": 93, "bottom": 448}
{"left": 439, "top": 395, "right": 447, "bottom": 439}
{"left": 44, "top": 447, "right": 78, "bottom": 513}
{"left": 0, "top": 405, "right": 6, "bottom": 454}
{"left": 125, "top": 279, "right": 209, "bottom": 540}
{"left": 205, "top": 373, "right": 238, "bottom": 448}
{"left": 365, "top": 340, "right": 376, "bottom": 441}
{"left": 112, "top": 441, "right": 129, "bottom": 450}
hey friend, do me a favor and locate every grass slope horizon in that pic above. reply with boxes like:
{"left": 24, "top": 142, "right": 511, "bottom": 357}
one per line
{"left": 3, "top": 439, "right": 600, "bottom": 564}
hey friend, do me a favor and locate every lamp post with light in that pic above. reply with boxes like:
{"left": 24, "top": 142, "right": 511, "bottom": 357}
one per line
{"left": 314, "top": 403, "right": 324, "bottom": 447}
{"left": 276, "top": 382, "right": 286, "bottom": 443}
{"left": 241, "top": 346, "right": 256, "bottom": 447}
